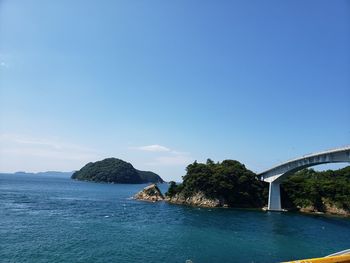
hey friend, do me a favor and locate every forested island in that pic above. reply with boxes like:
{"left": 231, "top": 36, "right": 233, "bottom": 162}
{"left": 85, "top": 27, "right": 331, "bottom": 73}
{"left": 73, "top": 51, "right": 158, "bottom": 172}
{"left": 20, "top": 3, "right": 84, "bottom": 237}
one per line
{"left": 72, "top": 158, "right": 164, "bottom": 184}
{"left": 135, "top": 159, "right": 350, "bottom": 216}
{"left": 165, "top": 159, "right": 267, "bottom": 208}
{"left": 281, "top": 166, "right": 350, "bottom": 215}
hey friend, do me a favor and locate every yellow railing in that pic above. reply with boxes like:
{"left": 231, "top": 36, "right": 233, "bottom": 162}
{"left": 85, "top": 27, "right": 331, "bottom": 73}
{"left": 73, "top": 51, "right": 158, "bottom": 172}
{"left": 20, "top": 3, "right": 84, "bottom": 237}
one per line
{"left": 283, "top": 254, "right": 350, "bottom": 263}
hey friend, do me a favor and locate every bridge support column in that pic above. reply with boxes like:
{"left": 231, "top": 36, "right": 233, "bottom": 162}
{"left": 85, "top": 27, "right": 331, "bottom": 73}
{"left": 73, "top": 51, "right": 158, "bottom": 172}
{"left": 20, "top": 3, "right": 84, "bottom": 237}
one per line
{"left": 268, "top": 182, "right": 282, "bottom": 211}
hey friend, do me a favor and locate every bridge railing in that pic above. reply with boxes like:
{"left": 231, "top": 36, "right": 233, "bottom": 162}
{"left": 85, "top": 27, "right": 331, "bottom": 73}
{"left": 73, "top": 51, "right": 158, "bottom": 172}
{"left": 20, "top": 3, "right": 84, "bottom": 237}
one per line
{"left": 259, "top": 145, "right": 350, "bottom": 176}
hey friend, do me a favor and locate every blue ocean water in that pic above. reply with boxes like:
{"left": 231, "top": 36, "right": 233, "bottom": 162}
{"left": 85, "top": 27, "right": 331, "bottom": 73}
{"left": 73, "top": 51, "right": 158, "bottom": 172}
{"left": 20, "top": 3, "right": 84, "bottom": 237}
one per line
{"left": 1, "top": 173, "right": 349, "bottom": 263}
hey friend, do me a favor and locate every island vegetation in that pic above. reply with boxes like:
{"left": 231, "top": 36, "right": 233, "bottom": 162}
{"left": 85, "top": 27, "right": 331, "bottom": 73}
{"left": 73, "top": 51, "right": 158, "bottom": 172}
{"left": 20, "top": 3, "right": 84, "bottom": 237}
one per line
{"left": 166, "top": 159, "right": 267, "bottom": 208}
{"left": 281, "top": 166, "right": 350, "bottom": 215}
{"left": 163, "top": 159, "right": 350, "bottom": 215}
{"left": 72, "top": 158, "right": 164, "bottom": 184}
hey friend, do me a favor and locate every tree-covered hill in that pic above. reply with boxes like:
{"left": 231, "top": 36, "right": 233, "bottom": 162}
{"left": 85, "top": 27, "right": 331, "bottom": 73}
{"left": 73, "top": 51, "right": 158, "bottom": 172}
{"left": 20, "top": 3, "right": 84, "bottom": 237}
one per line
{"left": 137, "top": 170, "right": 164, "bottom": 184}
{"left": 281, "top": 166, "right": 350, "bottom": 213}
{"left": 72, "top": 158, "right": 164, "bottom": 184}
{"left": 166, "top": 159, "right": 268, "bottom": 208}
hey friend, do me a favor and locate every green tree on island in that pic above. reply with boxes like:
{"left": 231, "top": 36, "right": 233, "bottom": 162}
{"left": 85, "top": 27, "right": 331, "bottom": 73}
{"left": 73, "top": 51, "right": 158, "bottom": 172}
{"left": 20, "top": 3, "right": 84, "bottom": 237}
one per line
{"left": 166, "top": 159, "right": 350, "bottom": 213}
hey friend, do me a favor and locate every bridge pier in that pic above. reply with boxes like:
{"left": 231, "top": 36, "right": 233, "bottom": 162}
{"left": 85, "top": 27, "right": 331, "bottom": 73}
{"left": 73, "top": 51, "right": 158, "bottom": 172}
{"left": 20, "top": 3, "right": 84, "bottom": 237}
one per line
{"left": 268, "top": 182, "right": 282, "bottom": 211}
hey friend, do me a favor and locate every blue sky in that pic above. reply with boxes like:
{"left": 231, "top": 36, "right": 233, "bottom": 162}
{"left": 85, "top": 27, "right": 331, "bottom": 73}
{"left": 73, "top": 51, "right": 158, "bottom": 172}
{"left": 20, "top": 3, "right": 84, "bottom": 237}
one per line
{"left": 0, "top": 0, "right": 349, "bottom": 181}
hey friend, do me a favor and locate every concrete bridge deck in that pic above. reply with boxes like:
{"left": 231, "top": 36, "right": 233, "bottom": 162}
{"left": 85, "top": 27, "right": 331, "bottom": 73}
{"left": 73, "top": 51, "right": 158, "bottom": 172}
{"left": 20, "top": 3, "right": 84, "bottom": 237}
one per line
{"left": 258, "top": 146, "right": 350, "bottom": 211}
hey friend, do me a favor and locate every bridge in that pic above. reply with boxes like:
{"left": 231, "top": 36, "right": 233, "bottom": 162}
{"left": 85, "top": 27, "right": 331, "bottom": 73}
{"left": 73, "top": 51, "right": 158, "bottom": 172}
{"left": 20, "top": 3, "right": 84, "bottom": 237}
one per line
{"left": 259, "top": 146, "right": 350, "bottom": 211}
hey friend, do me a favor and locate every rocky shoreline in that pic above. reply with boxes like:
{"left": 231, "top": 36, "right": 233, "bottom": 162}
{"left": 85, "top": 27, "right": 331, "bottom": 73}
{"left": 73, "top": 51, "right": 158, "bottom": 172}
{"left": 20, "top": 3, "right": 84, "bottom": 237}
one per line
{"left": 134, "top": 184, "right": 227, "bottom": 207}
{"left": 166, "top": 191, "right": 229, "bottom": 208}
{"left": 298, "top": 201, "right": 350, "bottom": 217}
{"left": 134, "top": 184, "right": 350, "bottom": 217}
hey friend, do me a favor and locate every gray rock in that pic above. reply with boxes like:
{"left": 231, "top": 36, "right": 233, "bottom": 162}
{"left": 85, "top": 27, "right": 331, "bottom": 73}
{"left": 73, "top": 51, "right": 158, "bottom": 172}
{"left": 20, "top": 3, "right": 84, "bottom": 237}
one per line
{"left": 134, "top": 184, "right": 165, "bottom": 202}
{"left": 166, "top": 191, "right": 227, "bottom": 208}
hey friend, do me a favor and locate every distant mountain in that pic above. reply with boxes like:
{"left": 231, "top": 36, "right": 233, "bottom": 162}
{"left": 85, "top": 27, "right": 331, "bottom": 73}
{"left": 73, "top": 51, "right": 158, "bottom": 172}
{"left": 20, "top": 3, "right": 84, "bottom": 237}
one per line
{"left": 1, "top": 171, "right": 73, "bottom": 177}
{"left": 36, "top": 171, "right": 74, "bottom": 177}
{"left": 71, "top": 158, "right": 164, "bottom": 184}
{"left": 137, "top": 170, "right": 164, "bottom": 184}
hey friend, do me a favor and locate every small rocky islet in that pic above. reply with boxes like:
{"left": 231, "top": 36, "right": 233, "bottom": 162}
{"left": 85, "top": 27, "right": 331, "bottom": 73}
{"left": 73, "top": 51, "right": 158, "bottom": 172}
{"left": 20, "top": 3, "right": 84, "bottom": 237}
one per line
{"left": 134, "top": 184, "right": 165, "bottom": 202}
{"left": 134, "top": 184, "right": 228, "bottom": 207}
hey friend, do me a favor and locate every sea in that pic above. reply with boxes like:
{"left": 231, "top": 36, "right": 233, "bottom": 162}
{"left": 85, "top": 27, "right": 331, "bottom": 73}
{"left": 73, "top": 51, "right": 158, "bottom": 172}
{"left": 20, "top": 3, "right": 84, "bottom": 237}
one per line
{"left": 1, "top": 173, "right": 349, "bottom": 263}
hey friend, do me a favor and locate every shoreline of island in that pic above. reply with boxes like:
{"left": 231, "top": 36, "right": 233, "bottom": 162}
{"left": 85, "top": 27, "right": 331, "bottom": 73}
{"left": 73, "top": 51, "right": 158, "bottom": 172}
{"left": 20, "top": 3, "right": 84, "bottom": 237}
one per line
{"left": 134, "top": 183, "right": 350, "bottom": 218}
{"left": 133, "top": 157, "right": 350, "bottom": 218}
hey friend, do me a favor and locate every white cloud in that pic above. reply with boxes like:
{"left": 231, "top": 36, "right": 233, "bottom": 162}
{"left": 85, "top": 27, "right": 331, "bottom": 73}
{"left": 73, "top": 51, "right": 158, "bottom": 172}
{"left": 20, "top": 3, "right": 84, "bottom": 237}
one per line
{"left": 0, "top": 134, "right": 100, "bottom": 172}
{"left": 135, "top": 144, "right": 171, "bottom": 152}
{"left": 0, "top": 61, "right": 9, "bottom": 68}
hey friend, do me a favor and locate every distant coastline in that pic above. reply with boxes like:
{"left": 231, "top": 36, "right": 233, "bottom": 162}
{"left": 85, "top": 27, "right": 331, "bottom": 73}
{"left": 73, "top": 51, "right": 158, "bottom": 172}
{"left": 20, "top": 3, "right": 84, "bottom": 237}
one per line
{"left": 0, "top": 171, "right": 73, "bottom": 177}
